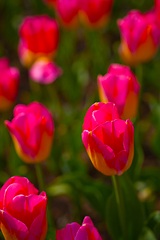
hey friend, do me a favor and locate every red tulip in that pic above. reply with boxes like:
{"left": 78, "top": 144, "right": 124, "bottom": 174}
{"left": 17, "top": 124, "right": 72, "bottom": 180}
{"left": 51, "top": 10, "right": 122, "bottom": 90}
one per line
{"left": 0, "top": 58, "right": 19, "bottom": 111}
{"left": 98, "top": 64, "right": 140, "bottom": 119}
{"left": 80, "top": 0, "right": 114, "bottom": 29}
{"left": 82, "top": 102, "right": 134, "bottom": 176}
{"left": 0, "top": 176, "right": 47, "bottom": 240}
{"left": 18, "top": 15, "right": 59, "bottom": 67}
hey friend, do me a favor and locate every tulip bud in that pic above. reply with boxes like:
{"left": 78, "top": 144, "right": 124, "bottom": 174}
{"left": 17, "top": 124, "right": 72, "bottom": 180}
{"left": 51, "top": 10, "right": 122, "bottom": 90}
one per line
{"left": 5, "top": 102, "right": 54, "bottom": 164}
{"left": 80, "top": 0, "right": 114, "bottom": 29}
{"left": 98, "top": 64, "right": 140, "bottom": 119}
{"left": 118, "top": 10, "right": 160, "bottom": 65}
{"left": 56, "top": 216, "right": 102, "bottom": 240}
{"left": 0, "top": 176, "right": 47, "bottom": 240}
{"left": 82, "top": 102, "right": 134, "bottom": 176}
{"left": 0, "top": 58, "right": 19, "bottom": 111}
{"left": 29, "top": 58, "right": 63, "bottom": 84}
{"left": 18, "top": 15, "right": 59, "bottom": 67}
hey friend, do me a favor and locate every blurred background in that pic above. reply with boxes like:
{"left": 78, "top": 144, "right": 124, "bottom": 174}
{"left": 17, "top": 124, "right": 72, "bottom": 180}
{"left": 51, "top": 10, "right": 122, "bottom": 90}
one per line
{"left": 0, "top": 0, "right": 160, "bottom": 239}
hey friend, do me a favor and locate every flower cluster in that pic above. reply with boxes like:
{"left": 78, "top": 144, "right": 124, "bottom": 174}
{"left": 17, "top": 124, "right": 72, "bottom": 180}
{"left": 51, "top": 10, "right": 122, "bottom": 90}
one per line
{"left": 18, "top": 15, "right": 62, "bottom": 84}
{"left": 43, "top": 0, "right": 114, "bottom": 29}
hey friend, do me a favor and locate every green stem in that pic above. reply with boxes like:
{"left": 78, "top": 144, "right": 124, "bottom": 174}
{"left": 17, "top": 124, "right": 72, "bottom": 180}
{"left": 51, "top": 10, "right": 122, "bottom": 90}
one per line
{"left": 35, "top": 163, "right": 45, "bottom": 192}
{"left": 112, "top": 175, "right": 127, "bottom": 240}
{"left": 35, "top": 163, "right": 56, "bottom": 240}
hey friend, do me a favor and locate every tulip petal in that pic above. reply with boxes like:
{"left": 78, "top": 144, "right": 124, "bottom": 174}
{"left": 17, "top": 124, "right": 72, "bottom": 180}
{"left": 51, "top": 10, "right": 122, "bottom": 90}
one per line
{"left": 83, "top": 102, "right": 104, "bottom": 131}
{"left": 56, "top": 222, "right": 81, "bottom": 240}
{"left": 82, "top": 130, "right": 116, "bottom": 175}
{"left": 0, "top": 210, "right": 29, "bottom": 240}
{"left": 91, "top": 102, "right": 120, "bottom": 129}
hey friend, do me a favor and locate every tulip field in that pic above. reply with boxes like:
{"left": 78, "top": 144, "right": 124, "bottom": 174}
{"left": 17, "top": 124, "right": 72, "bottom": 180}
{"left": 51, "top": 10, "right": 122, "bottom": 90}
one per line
{"left": 1, "top": 0, "right": 160, "bottom": 239}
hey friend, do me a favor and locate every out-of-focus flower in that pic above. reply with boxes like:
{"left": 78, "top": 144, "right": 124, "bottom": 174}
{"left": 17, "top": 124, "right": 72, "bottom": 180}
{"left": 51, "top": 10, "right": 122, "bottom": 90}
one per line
{"left": 82, "top": 102, "right": 134, "bottom": 176}
{"left": 118, "top": 10, "right": 160, "bottom": 65}
{"left": 98, "top": 64, "right": 140, "bottom": 119}
{"left": 18, "top": 15, "right": 59, "bottom": 67}
{"left": 56, "top": 216, "right": 102, "bottom": 240}
{"left": 43, "top": 0, "right": 57, "bottom": 8}
{"left": 0, "top": 176, "right": 47, "bottom": 240}
{"left": 5, "top": 102, "right": 54, "bottom": 164}
{"left": 80, "top": 0, "right": 114, "bottom": 29}
{"left": 29, "top": 58, "right": 63, "bottom": 84}
{"left": 0, "top": 58, "right": 19, "bottom": 111}
{"left": 56, "top": 0, "right": 80, "bottom": 28}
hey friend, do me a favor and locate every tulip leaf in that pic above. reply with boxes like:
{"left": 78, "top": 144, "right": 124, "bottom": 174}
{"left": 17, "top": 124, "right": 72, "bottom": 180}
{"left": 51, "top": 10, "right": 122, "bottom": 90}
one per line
{"left": 138, "top": 227, "right": 157, "bottom": 240}
{"left": 145, "top": 211, "right": 160, "bottom": 238}
{"left": 106, "top": 174, "right": 145, "bottom": 240}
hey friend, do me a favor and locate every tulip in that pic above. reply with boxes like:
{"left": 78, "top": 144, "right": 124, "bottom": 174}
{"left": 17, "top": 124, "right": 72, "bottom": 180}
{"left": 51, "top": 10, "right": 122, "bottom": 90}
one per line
{"left": 56, "top": 0, "right": 80, "bottom": 28}
{"left": 0, "top": 176, "right": 47, "bottom": 240}
{"left": 98, "top": 64, "right": 140, "bottom": 119}
{"left": 18, "top": 15, "right": 59, "bottom": 67}
{"left": 80, "top": 0, "right": 114, "bottom": 29}
{"left": 56, "top": 216, "right": 102, "bottom": 240}
{"left": 5, "top": 102, "right": 54, "bottom": 164}
{"left": 0, "top": 58, "right": 19, "bottom": 111}
{"left": 29, "top": 58, "right": 63, "bottom": 84}
{"left": 82, "top": 102, "right": 134, "bottom": 176}
{"left": 154, "top": 0, "right": 160, "bottom": 27}
{"left": 118, "top": 10, "right": 160, "bottom": 65}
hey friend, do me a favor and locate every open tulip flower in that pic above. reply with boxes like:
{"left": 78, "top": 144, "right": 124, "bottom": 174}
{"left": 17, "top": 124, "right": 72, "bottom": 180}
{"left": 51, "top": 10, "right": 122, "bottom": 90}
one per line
{"left": 80, "top": 0, "right": 114, "bottom": 29}
{"left": 5, "top": 102, "right": 54, "bottom": 164}
{"left": 118, "top": 10, "right": 160, "bottom": 65}
{"left": 18, "top": 15, "right": 59, "bottom": 67}
{"left": 0, "top": 176, "right": 47, "bottom": 240}
{"left": 98, "top": 64, "right": 140, "bottom": 120}
{"left": 56, "top": 216, "right": 102, "bottom": 240}
{"left": 0, "top": 57, "right": 19, "bottom": 111}
{"left": 82, "top": 102, "right": 134, "bottom": 176}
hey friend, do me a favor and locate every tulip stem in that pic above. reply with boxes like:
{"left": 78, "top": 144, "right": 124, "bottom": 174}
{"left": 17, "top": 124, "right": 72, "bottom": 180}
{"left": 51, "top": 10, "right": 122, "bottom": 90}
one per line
{"left": 112, "top": 175, "right": 127, "bottom": 240}
{"left": 35, "top": 163, "right": 45, "bottom": 192}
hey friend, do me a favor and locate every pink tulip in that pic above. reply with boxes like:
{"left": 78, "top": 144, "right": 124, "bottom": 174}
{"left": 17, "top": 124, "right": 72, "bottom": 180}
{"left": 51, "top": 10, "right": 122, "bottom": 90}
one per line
{"left": 29, "top": 58, "right": 63, "bottom": 84}
{"left": 82, "top": 102, "right": 134, "bottom": 176}
{"left": 80, "top": 0, "right": 114, "bottom": 29}
{"left": 56, "top": 216, "right": 102, "bottom": 240}
{"left": 118, "top": 10, "right": 160, "bottom": 65}
{"left": 18, "top": 15, "right": 59, "bottom": 67}
{"left": 0, "top": 176, "right": 47, "bottom": 240}
{"left": 98, "top": 64, "right": 140, "bottom": 119}
{"left": 0, "top": 58, "right": 19, "bottom": 111}
{"left": 5, "top": 102, "right": 54, "bottom": 164}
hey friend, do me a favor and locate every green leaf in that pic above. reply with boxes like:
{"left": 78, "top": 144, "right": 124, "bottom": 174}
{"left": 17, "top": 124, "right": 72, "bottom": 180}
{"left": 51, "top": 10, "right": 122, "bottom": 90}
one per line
{"left": 138, "top": 227, "right": 157, "bottom": 240}
{"left": 146, "top": 211, "right": 160, "bottom": 238}
{"left": 47, "top": 173, "right": 112, "bottom": 219}
{"left": 106, "top": 174, "right": 145, "bottom": 240}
